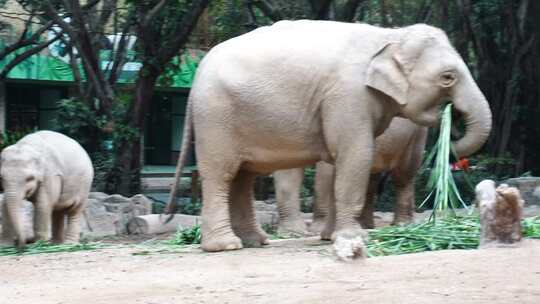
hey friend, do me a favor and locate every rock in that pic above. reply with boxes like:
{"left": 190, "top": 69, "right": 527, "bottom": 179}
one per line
{"left": 254, "top": 200, "right": 278, "bottom": 213}
{"left": 81, "top": 199, "right": 119, "bottom": 237}
{"left": 504, "top": 177, "right": 540, "bottom": 206}
{"left": 128, "top": 214, "right": 201, "bottom": 234}
{"left": 256, "top": 211, "right": 279, "bottom": 227}
{"left": 103, "top": 194, "right": 133, "bottom": 213}
{"left": 88, "top": 192, "right": 109, "bottom": 201}
{"left": 98, "top": 194, "right": 153, "bottom": 235}
{"left": 131, "top": 194, "right": 153, "bottom": 213}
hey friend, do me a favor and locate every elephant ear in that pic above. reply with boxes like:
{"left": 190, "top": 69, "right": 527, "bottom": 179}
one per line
{"left": 366, "top": 34, "right": 432, "bottom": 105}
{"left": 35, "top": 154, "right": 62, "bottom": 182}
{"left": 366, "top": 42, "right": 409, "bottom": 105}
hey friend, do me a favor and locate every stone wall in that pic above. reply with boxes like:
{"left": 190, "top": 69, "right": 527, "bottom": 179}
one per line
{"left": 504, "top": 177, "right": 540, "bottom": 206}
{"left": 0, "top": 192, "right": 153, "bottom": 239}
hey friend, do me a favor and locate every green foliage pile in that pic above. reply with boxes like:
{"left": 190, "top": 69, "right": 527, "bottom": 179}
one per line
{"left": 366, "top": 215, "right": 540, "bottom": 257}
{"left": 168, "top": 225, "right": 202, "bottom": 245}
{"left": 165, "top": 215, "right": 540, "bottom": 256}
{"left": 0, "top": 240, "right": 107, "bottom": 256}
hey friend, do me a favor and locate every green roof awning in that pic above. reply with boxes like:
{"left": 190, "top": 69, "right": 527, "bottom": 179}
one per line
{"left": 0, "top": 48, "right": 205, "bottom": 88}
{"left": 0, "top": 52, "right": 74, "bottom": 82}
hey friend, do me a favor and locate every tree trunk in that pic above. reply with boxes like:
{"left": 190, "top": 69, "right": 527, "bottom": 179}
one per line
{"left": 0, "top": 80, "right": 5, "bottom": 134}
{"left": 107, "top": 73, "right": 159, "bottom": 195}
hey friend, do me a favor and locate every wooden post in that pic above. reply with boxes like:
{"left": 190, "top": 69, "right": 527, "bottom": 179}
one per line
{"left": 476, "top": 180, "right": 524, "bottom": 248}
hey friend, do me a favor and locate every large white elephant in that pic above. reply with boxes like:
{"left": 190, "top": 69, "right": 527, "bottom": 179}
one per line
{"left": 166, "top": 21, "right": 491, "bottom": 257}
{"left": 0, "top": 131, "right": 94, "bottom": 248}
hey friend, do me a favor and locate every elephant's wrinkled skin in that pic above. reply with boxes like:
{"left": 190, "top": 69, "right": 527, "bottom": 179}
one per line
{"left": 167, "top": 21, "right": 492, "bottom": 257}
{"left": 0, "top": 131, "right": 94, "bottom": 248}
{"left": 273, "top": 118, "right": 428, "bottom": 237}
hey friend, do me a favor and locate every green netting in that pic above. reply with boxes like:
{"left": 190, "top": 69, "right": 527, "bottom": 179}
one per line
{"left": 0, "top": 47, "right": 204, "bottom": 88}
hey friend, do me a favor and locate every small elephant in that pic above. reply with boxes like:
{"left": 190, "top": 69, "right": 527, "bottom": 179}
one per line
{"left": 167, "top": 21, "right": 491, "bottom": 256}
{"left": 273, "top": 118, "right": 428, "bottom": 236}
{"left": 0, "top": 131, "right": 94, "bottom": 248}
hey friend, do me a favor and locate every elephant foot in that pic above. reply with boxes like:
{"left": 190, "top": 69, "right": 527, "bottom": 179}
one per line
{"left": 235, "top": 227, "right": 270, "bottom": 248}
{"left": 332, "top": 228, "right": 368, "bottom": 261}
{"left": 62, "top": 238, "right": 79, "bottom": 245}
{"left": 320, "top": 221, "right": 335, "bottom": 241}
{"left": 309, "top": 218, "right": 327, "bottom": 235}
{"left": 0, "top": 238, "right": 14, "bottom": 247}
{"left": 201, "top": 233, "right": 244, "bottom": 252}
{"left": 277, "top": 220, "right": 309, "bottom": 237}
{"left": 392, "top": 215, "right": 413, "bottom": 226}
{"left": 357, "top": 215, "right": 375, "bottom": 229}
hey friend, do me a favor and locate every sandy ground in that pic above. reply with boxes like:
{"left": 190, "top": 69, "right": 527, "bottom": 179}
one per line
{"left": 1, "top": 237, "right": 539, "bottom": 304}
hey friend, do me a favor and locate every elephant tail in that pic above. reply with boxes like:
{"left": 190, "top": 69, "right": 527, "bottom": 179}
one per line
{"left": 165, "top": 96, "right": 194, "bottom": 215}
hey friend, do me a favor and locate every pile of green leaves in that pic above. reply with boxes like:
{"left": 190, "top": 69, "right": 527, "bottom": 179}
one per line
{"left": 168, "top": 225, "right": 202, "bottom": 245}
{"left": 0, "top": 240, "right": 107, "bottom": 256}
{"left": 366, "top": 215, "right": 540, "bottom": 257}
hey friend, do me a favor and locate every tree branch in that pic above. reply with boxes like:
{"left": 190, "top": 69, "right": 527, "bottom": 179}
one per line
{"left": 0, "top": 34, "right": 61, "bottom": 80}
{"left": 108, "top": 11, "right": 135, "bottom": 86}
{"left": 142, "top": 0, "right": 167, "bottom": 28}
{"left": 0, "top": 19, "right": 54, "bottom": 61}
{"left": 250, "top": 0, "right": 282, "bottom": 22}
{"left": 162, "top": 0, "right": 210, "bottom": 63}
{"left": 310, "top": 0, "right": 332, "bottom": 20}
{"left": 415, "top": 0, "right": 434, "bottom": 23}
{"left": 337, "top": 0, "right": 365, "bottom": 22}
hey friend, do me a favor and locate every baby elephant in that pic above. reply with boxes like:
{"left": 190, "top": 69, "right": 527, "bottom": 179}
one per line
{"left": 0, "top": 131, "right": 93, "bottom": 248}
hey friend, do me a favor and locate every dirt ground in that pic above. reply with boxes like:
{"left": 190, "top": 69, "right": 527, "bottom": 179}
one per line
{"left": 1, "top": 237, "right": 539, "bottom": 304}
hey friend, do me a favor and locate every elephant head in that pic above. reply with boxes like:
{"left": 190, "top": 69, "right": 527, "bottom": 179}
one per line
{"left": 0, "top": 144, "right": 43, "bottom": 248}
{"left": 366, "top": 24, "right": 492, "bottom": 157}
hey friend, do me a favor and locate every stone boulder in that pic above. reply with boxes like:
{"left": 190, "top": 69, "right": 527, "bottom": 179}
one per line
{"left": 80, "top": 199, "right": 119, "bottom": 238}
{"left": 82, "top": 193, "right": 153, "bottom": 237}
{"left": 504, "top": 177, "right": 540, "bottom": 206}
{"left": 254, "top": 200, "right": 278, "bottom": 213}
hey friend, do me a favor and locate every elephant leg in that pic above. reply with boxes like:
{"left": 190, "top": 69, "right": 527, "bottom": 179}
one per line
{"left": 357, "top": 173, "right": 381, "bottom": 229}
{"left": 230, "top": 171, "right": 269, "bottom": 247}
{"left": 391, "top": 128, "right": 427, "bottom": 225}
{"left": 0, "top": 201, "right": 14, "bottom": 245}
{"left": 34, "top": 177, "right": 63, "bottom": 242}
{"left": 330, "top": 146, "right": 373, "bottom": 260}
{"left": 65, "top": 202, "right": 84, "bottom": 243}
{"left": 273, "top": 168, "right": 309, "bottom": 236}
{"left": 312, "top": 162, "right": 335, "bottom": 235}
{"left": 51, "top": 210, "right": 65, "bottom": 243}
{"left": 392, "top": 173, "right": 415, "bottom": 225}
{"left": 199, "top": 163, "right": 243, "bottom": 252}
{"left": 33, "top": 202, "right": 53, "bottom": 242}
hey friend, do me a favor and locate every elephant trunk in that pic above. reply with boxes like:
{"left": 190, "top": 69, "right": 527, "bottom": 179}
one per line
{"left": 451, "top": 76, "right": 492, "bottom": 158}
{"left": 4, "top": 184, "right": 26, "bottom": 248}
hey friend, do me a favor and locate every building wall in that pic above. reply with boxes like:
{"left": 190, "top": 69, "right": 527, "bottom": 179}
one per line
{"left": 0, "top": 0, "right": 30, "bottom": 43}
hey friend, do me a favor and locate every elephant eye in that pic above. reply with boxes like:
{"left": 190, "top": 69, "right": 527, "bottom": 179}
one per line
{"left": 26, "top": 176, "right": 35, "bottom": 183}
{"left": 440, "top": 72, "right": 457, "bottom": 87}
